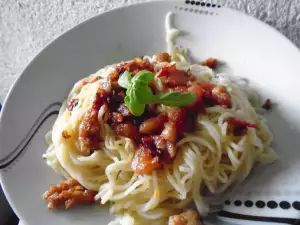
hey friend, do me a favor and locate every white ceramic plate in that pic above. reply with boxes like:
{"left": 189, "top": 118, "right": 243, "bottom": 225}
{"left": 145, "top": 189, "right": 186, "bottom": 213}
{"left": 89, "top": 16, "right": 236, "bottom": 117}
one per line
{"left": 1, "top": 1, "right": 300, "bottom": 225}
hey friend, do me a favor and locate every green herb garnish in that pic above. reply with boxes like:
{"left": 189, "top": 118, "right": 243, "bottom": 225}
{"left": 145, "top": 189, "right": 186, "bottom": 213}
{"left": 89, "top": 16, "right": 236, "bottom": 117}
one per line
{"left": 118, "top": 70, "right": 196, "bottom": 116}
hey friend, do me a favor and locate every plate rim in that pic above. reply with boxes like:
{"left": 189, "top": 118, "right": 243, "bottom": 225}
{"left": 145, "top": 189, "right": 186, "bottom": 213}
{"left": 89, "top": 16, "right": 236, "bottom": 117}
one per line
{"left": 1, "top": 0, "right": 300, "bottom": 224}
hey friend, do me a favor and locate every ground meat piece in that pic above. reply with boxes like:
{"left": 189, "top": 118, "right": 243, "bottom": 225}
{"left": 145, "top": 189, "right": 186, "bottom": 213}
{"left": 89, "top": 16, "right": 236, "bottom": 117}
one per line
{"left": 161, "top": 121, "right": 177, "bottom": 143}
{"left": 43, "top": 178, "right": 96, "bottom": 209}
{"left": 78, "top": 89, "right": 108, "bottom": 155}
{"left": 160, "top": 122, "right": 177, "bottom": 158}
{"left": 158, "top": 64, "right": 177, "bottom": 77}
{"left": 139, "top": 114, "right": 167, "bottom": 134}
{"left": 150, "top": 135, "right": 166, "bottom": 149}
{"left": 169, "top": 210, "right": 202, "bottom": 225}
{"left": 67, "top": 99, "right": 79, "bottom": 111}
{"left": 108, "top": 71, "right": 119, "bottom": 82}
{"left": 114, "top": 122, "right": 140, "bottom": 140}
{"left": 154, "top": 52, "right": 171, "bottom": 62}
{"left": 141, "top": 136, "right": 173, "bottom": 162}
{"left": 200, "top": 58, "right": 217, "bottom": 69}
{"left": 211, "top": 85, "right": 231, "bottom": 108}
{"left": 158, "top": 65, "right": 189, "bottom": 88}
{"left": 167, "top": 108, "right": 188, "bottom": 133}
{"left": 78, "top": 108, "right": 101, "bottom": 155}
{"left": 164, "top": 108, "right": 196, "bottom": 142}
{"left": 186, "top": 84, "right": 206, "bottom": 112}
{"left": 131, "top": 145, "right": 161, "bottom": 174}
{"left": 116, "top": 58, "right": 154, "bottom": 74}
{"left": 187, "top": 83, "right": 231, "bottom": 110}
{"left": 166, "top": 70, "right": 189, "bottom": 88}
{"left": 169, "top": 214, "right": 187, "bottom": 225}
{"left": 262, "top": 99, "right": 272, "bottom": 110}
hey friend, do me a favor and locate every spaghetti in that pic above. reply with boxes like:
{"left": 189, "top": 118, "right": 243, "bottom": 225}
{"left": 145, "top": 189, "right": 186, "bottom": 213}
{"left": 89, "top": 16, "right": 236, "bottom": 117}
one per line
{"left": 43, "top": 13, "right": 277, "bottom": 225}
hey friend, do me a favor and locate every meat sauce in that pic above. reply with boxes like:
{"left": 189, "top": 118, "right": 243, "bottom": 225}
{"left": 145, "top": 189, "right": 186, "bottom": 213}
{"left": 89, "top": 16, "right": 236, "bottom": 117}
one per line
{"left": 78, "top": 89, "right": 108, "bottom": 155}
{"left": 43, "top": 178, "right": 96, "bottom": 209}
{"left": 227, "top": 117, "right": 257, "bottom": 136}
{"left": 116, "top": 58, "right": 154, "bottom": 75}
{"left": 168, "top": 210, "right": 203, "bottom": 225}
{"left": 262, "top": 99, "right": 272, "bottom": 110}
{"left": 200, "top": 58, "right": 217, "bottom": 69}
{"left": 68, "top": 55, "right": 233, "bottom": 174}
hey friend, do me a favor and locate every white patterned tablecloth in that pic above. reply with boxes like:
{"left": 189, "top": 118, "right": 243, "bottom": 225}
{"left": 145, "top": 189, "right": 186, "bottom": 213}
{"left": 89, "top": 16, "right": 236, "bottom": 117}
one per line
{"left": 0, "top": 0, "right": 300, "bottom": 225}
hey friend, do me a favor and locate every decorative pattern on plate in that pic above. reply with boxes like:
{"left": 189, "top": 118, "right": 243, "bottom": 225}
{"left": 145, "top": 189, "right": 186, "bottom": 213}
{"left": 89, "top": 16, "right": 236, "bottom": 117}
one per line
{"left": 219, "top": 193, "right": 300, "bottom": 224}
{"left": 224, "top": 199, "right": 300, "bottom": 210}
{"left": 0, "top": 102, "right": 61, "bottom": 170}
{"left": 175, "top": 5, "right": 218, "bottom": 16}
{"left": 184, "top": 0, "right": 221, "bottom": 8}
{"left": 219, "top": 211, "right": 299, "bottom": 224}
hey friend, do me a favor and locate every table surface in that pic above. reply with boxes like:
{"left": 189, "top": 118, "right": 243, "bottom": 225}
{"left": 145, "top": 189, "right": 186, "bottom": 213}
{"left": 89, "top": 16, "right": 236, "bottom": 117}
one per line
{"left": 0, "top": 0, "right": 300, "bottom": 224}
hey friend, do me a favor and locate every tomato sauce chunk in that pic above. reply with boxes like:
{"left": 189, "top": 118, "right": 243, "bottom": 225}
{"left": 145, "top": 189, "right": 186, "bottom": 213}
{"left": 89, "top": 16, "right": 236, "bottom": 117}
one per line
{"left": 227, "top": 117, "right": 257, "bottom": 128}
{"left": 131, "top": 145, "right": 161, "bottom": 174}
{"left": 200, "top": 58, "right": 217, "bottom": 69}
{"left": 158, "top": 64, "right": 190, "bottom": 88}
{"left": 114, "top": 122, "right": 140, "bottom": 140}
{"left": 139, "top": 114, "right": 167, "bottom": 135}
{"left": 227, "top": 117, "right": 257, "bottom": 136}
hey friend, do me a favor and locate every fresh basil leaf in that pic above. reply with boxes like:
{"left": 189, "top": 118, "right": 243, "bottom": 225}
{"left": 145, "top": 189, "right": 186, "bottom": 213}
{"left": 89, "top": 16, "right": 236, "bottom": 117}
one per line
{"left": 125, "top": 91, "right": 145, "bottom": 116}
{"left": 126, "top": 87, "right": 138, "bottom": 105}
{"left": 132, "top": 81, "right": 154, "bottom": 104}
{"left": 155, "top": 92, "right": 196, "bottom": 106}
{"left": 121, "top": 69, "right": 195, "bottom": 116}
{"left": 131, "top": 102, "right": 145, "bottom": 116}
{"left": 126, "top": 87, "right": 131, "bottom": 95}
{"left": 124, "top": 95, "right": 132, "bottom": 108}
{"left": 132, "top": 70, "right": 154, "bottom": 84}
{"left": 124, "top": 96, "right": 133, "bottom": 114}
{"left": 118, "top": 71, "right": 132, "bottom": 89}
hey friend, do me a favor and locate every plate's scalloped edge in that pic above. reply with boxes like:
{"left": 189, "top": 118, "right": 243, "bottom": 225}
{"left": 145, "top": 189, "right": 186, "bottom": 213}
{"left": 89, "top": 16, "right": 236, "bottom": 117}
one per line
{"left": 0, "top": 102, "right": 61, "bottom": 171}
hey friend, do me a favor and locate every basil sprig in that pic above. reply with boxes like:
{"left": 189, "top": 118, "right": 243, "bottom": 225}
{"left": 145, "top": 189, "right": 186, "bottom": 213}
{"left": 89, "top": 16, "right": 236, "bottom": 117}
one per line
{"left": 118, "top": 70, "right": 196, "bottom": 116}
